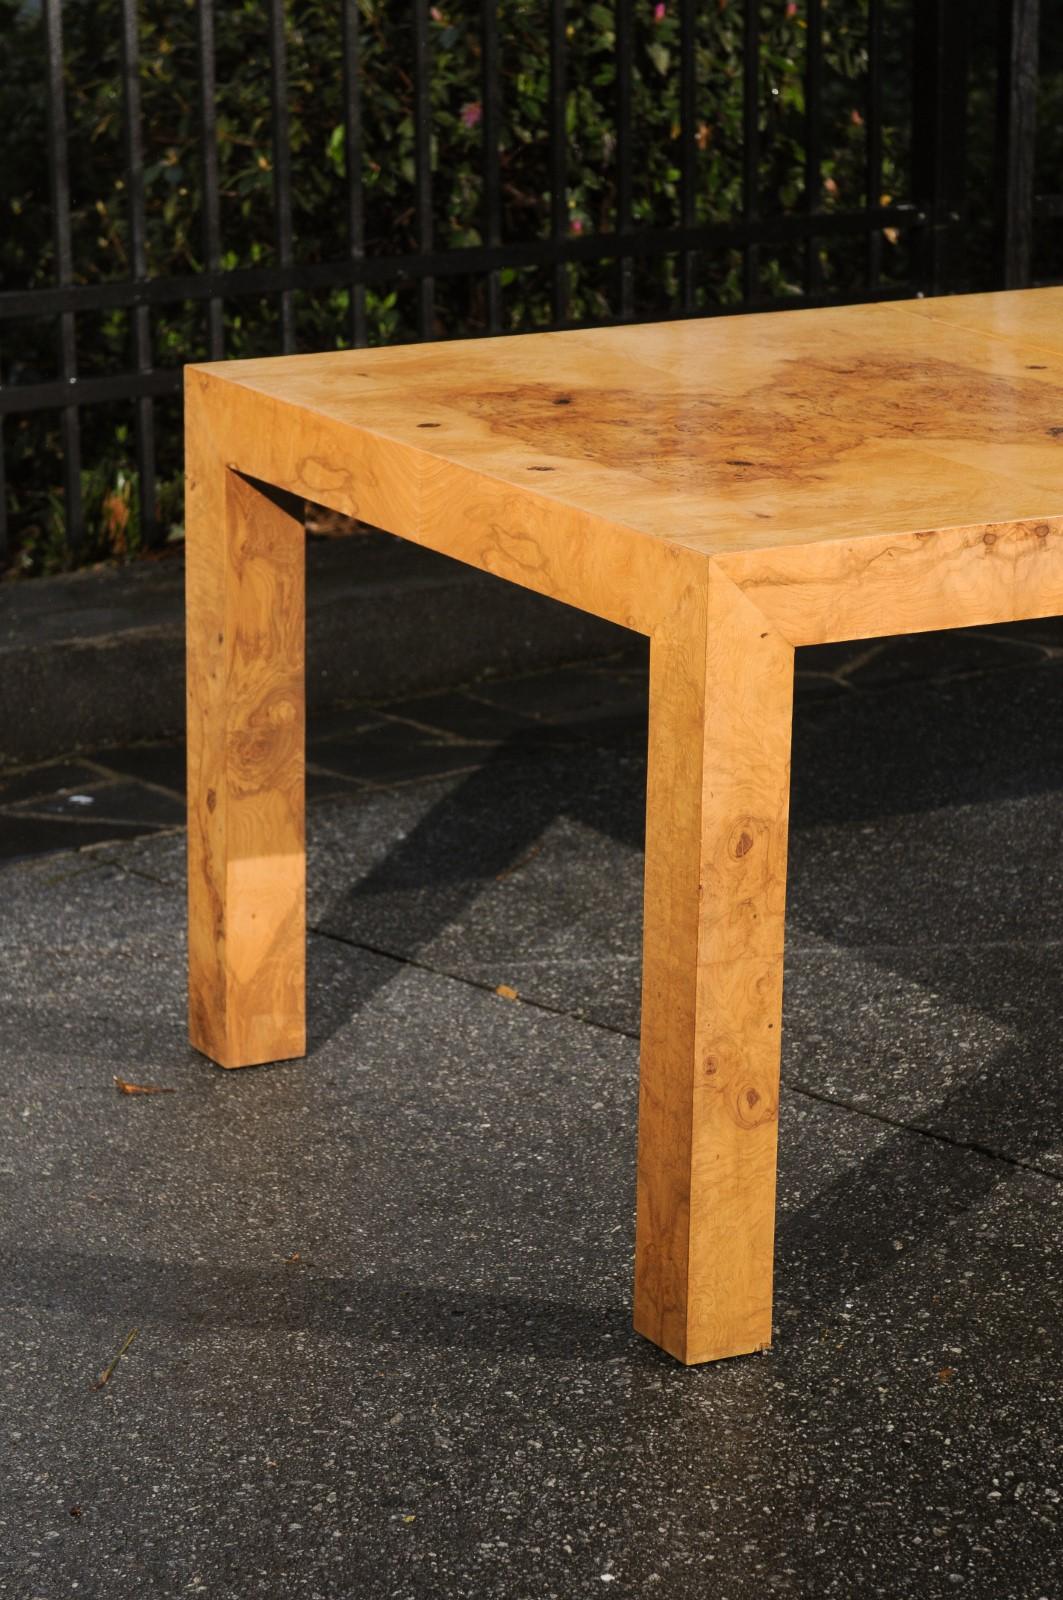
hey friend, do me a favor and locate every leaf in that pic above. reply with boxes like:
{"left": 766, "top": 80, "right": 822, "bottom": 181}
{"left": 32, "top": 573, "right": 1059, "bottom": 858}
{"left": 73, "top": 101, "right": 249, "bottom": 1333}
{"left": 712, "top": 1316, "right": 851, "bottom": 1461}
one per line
{"left": 495, "top": 984, "right": 519, "bottom": 1001}
{"left": 326, "top": 123, "right": 345, "bottom": 176}
{"left": 647, "top": 42, "right": 670, "bottom": 76}
{"left": 113, "top": 1076, "right": 175, "bottom": 1095}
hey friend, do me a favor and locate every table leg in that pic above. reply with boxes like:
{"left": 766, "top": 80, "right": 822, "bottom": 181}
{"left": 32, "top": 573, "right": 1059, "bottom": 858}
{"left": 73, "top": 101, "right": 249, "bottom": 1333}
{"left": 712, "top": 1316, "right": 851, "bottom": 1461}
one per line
{"left": 186, "top": 461, "right": 306, "bottom": 1069}
{"left": 634, "top": 574, "right": 794, "bottom": 1364}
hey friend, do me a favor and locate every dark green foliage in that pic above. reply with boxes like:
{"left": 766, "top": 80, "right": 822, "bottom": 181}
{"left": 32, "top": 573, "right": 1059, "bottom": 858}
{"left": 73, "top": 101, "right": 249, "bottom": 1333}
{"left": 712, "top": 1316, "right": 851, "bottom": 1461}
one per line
{"left": 0, "top": 1, "right": 939, "bottom": 572}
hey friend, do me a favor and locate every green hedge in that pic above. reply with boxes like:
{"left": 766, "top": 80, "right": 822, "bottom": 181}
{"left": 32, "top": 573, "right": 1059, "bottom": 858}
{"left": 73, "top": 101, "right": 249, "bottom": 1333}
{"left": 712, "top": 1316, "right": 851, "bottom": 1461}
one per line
{"left": 0, "top": 0, "right": 943, "bottom": 573}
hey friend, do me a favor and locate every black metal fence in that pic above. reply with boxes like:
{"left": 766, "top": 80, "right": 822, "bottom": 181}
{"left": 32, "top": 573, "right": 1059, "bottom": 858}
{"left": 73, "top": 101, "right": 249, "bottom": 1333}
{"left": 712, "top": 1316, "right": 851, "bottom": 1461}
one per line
{"left": 0, "top": 0, "right": 1056, "bottom": 569}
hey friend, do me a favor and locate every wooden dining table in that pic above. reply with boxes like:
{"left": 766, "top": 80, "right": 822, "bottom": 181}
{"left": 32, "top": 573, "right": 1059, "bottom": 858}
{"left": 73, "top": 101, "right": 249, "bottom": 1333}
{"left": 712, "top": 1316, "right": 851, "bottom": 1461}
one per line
{"left": 184, "top": 286, "right": 1063, "bottom": 1365}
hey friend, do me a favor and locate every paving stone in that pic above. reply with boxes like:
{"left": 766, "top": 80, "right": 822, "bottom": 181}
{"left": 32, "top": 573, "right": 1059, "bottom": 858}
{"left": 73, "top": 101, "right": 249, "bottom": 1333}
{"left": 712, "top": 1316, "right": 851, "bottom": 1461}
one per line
{"left": 0, "top": 812, "right": 157, "bottom": 864}
{"left": 310, "top": 721, "right": 491, "bottom": 787}
{"left": 0, "top": 534, "right": 626, "bottom": 766}
{"left": 844, "top": 628, "right": 1046, "bottom": 689}
{"left": 470, "top": 663, "right": 649, "bottom": 725}
{"left": 306, "top": 765, "right": 368, "bottom": 803}
{"left": 582, "top": 638, "right": 650, "bottom": 675}
{"left": 6, "top": 779, "right": 185, "bottom": 828}
{"left": 309, "top": 667, "right": 1063, "bottom": 1180}
{"left": 979, "top": 616, "right": 1063, "bottom": 649}
{"left": 789, "top": 660, "right": 1063, "bottom": 828}
{"left": 307, "top": 704, "right": 388, "bottom": 744}
{"left": 309, "top": 743, "right": 646, "bottom": 1035}
{"left": 783, "top": 940, "right": 1063, "bottom": 1175}
{"left": 0, "top": 758, "right": 102, "bottom": 807}
{"left": 798, "top": 637, "right": 894, "bottom": 678}
{"left": 91, "top": 740, "right": 187, "bottom": 795}
{"left": 381, "top": 689, "right": 542, "bottom": 743}
{"left": 793, "top": 668, "right": 851, "bottom": 699}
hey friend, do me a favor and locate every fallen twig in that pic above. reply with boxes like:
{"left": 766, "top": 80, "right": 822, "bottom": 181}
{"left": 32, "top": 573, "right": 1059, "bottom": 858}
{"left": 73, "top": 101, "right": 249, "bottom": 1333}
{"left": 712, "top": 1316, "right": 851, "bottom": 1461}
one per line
{"left": 92, "top": 1328, "right": 138, "bottom": 1390}
{"left": 113, "top": 1076, "right": 175, "bottom": 1096}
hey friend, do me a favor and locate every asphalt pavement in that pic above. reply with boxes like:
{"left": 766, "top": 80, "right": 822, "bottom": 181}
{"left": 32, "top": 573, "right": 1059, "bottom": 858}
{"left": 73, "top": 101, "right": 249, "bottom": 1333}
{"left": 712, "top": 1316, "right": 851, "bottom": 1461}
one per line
{"left": 1, "top": 621, "right": 1061, "bottom": 1599}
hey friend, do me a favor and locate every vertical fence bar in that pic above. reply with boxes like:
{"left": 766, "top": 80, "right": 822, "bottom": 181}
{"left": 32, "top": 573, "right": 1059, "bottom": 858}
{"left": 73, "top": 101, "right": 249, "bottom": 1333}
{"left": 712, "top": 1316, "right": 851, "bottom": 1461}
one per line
{"left": 549, "top": 0, "right": 568, "bottom": 324}
{"left": 480, "top": 0, "right": 503, "bottom": 334}
{"left": 741, "top": 0, "right": 759, "bottom": 302}
{"left": 342, "top": 0, "right": 368, "bottom": 345}
{"left": 43, "top": 0, "right": 82, "bottom": 552}
{"left": 197, "top": 0, "right": 224, "bottom": 359}
{"left": 912, "top": 0, "right": 969, "bottom": 295}
{"left": 412, "top": 0, "right": 435, "bottom": 338}
{"left": 997, "top": 0, "right": 1041, "bottom": 288}
{"left": 804, "top": 0, "right": 823, "bottom": 298}
{"left": 679, "top": 0, "right": 697, "bottom": 311}
{"left": 615, "top": 0, "right": 634, "bottom": 320}
{"left": 911, "top": 0, "right": 937, "bottom": 291}
{"left": 121, "top": 0, "right": 157, "bottom": 545}
{"left": 0, "top": 417, "right": 7, "bottom": 562}
{"left": 268, "top": 0, "right": 296, "bottom": 351}
{"left": 866, "top": 0, "right": 883, "bottom": 289}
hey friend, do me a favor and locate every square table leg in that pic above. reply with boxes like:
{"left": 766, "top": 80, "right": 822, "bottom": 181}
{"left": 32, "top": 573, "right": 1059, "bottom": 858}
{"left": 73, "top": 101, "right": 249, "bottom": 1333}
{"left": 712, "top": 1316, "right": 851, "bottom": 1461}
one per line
{"left": 184, "top": 435, "right": 794, "bottom": 1366}
{"left": 634, "top": 575, "right": 795, "bottom": 1364}
{"left": 186, "top": 458, "right": 307, "bottom": 1069}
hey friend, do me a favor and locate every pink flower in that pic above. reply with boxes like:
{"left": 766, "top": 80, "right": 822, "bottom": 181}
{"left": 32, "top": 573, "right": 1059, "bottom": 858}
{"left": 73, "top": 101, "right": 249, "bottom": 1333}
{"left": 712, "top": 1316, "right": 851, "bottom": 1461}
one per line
{"left": 653, "top": 2, "right": 666, "bottom": 19}
{"left": 785, "top": 1, "right": 797, "bottom": 16}
{"left": 430, "top": 6, "right": 444, "bottom": 21}
{"left": 461, "top": 101, "right": 483, "bottom": 128}
{"left": 569, "top": 217, "right": 584, "bottom": 235}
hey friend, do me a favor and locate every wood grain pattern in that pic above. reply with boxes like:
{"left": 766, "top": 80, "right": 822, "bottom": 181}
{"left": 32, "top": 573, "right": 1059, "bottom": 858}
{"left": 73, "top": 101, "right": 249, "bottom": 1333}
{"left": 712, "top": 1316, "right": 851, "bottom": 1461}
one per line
{"left": 720, "top": 516, "right": 1063, "bottom": 646}
{"left": 197, "top": 287, "right": 1063, "bottom": 596}
{"left": 186, "top": 389, "right": 306, "bottom": 1069}
{"left": 635, "top": 570, "right": 793, "bottom": 1365}
{"left": 184, "top": 287, "right": 1063, "bottom": 1361}
{"left": 894, "top": 286, "right": 1063, "bottom": 357}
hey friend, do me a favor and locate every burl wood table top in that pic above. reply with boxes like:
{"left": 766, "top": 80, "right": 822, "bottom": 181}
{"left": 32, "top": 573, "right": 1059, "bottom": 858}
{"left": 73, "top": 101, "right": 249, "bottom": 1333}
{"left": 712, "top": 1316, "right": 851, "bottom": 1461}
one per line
{"left": 184, "top": 285, "right": 1063, "bottom": 1362}
{"left": 189, "top": 287, "right": 1063, "bottom": 644}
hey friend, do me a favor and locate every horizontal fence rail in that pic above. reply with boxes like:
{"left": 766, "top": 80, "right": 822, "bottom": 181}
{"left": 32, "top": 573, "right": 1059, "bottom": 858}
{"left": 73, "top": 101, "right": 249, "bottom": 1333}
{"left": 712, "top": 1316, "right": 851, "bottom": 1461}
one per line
{"left": 0, "top": 0, "right": 1055, "bottom": 568}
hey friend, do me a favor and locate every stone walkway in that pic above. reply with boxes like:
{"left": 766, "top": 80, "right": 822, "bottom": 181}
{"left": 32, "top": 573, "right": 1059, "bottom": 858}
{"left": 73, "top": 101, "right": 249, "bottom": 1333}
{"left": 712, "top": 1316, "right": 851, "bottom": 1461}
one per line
{"left": 1, "top": 621, "right": 1061, "bottom": 1598}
